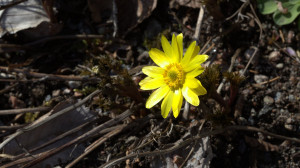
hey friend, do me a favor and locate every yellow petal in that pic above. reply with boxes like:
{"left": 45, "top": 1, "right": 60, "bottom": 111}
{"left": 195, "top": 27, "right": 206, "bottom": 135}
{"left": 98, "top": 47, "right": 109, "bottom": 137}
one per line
{"left": 161, "top": 90, "right": 173, "bottom": 118}
{"left": 185, "top": 78, "right": 200, "bottom": 88}
{"left": 161, "top": 35, "right": 173, "bottom": 59}
{"left": 139, "top": 76, "right": 152, "bottom": 86}
{"left": 149, "top": 48, "right": 170, "bottom": 68}
{"left": 176, "top": 33, "right": 183, "bottom": 61}
{"left": 146, "top": 85, "right": 169, "bottom": 109}
{"left": 142, "top": 66, "right": 164, "bottom": 78}
{"left": 186, "top": 67, "right": 204, "bottom": 78}
{"left": 172, "top": 89, "right": 183, "bottom": 118}
{"left": 189, "top": 54, "right": 209, "bottom": 66}
{"left": 182, "top": 85, "right": 199, "bottom": 106}
{"left": 192, "top": 46, "right": 200, "bottom": 58}
{"left": 191, "top": 80, "right": 207, "bottom": 95}
{"left": 171, "top": 34, "right": 180, "bottom": 63}
{"left": 183, "top": 55, "right": 208, "bottom": 72}
{"left": 140, "top": 77, "right": 165, "bottom": 90}
{"left": 181, "top": 41, "right": 196, "bottom": 67}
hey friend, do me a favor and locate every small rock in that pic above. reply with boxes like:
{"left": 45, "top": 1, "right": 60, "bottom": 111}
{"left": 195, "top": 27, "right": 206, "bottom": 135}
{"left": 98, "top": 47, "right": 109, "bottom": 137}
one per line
{"left": 74, "top": 91, "right": 83, "bottom": 97}
{"left": 274, "top": 92, "right": 282, "bottom": 104}
{"left": 68, "top": 81, "right": 81, "bottom": 89}
{"left": 52, "top": 90, "right": 61, "bottom": 97}
{"left": 276, "top": 63, "right": 284, "bottom": 69}
{"left": 44, "top": 95, "right": 51, "bottom": 102}
{"left": 250, "top": 108, "right": 257, "bottom": 116}
{"left": 289, "top": 95, "right": 295, "bottom": 102}
{"left": 63, "top": 88, "right": 71, "bottom": 95}
{"left": 264, "top": 96, "right": 274, "bottom": 105}
{"left": 258, "top": 105, "right": 272, "bottom": 117}
{"left": 284, "top": 124, "right": 294, "bottom": 131}
{"left": 254, "top": 74, "right": 269, "bottom": 83}
{"left": 286, "top": 118, "right": 293, "bottom": 124}
{"left": 237, "top": 117, "right": 247, "bottom": 125}
{"left": 286, "top": 47, "right": 297, "bottom": 57}
{"left": 268, "top": 51, "right": 281, "bottom": 61}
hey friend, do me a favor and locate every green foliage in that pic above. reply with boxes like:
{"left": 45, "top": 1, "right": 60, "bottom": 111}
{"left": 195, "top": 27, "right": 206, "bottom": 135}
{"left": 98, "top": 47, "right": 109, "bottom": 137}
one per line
{"left": 74, "top": 86, "right": 97, "bottom": 95}
{"left": 257, "top": 0, "right": 300, "bottom": 26}
{"left": 25, "top": 112, "right": 39, "bottom": 123}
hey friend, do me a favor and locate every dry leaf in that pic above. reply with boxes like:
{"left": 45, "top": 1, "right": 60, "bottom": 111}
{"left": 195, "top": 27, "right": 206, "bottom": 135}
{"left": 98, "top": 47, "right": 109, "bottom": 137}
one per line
{"left": 3, "top": 99, "right": 97, "bottom": 168}
{"left": 88, "top": 0, "right": 157, "bottom": 36}
{"left": 0, "top": 0, "right": 61, "bottom": 39}
{"left": 172, "top": 0, "right": 201, "bottom": 8}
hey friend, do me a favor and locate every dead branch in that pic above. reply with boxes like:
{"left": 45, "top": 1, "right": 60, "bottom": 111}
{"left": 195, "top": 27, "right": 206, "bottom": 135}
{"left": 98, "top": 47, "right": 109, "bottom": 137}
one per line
{"left": 100, "top": 125, "right": 300, "bottom": 168}
{"left": 0, "top": 106, "right": 51, "bottom": 115}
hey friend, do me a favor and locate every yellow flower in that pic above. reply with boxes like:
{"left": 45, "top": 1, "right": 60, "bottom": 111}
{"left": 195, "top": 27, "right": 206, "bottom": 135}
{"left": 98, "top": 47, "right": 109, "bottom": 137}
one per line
{"left": 139, "top": 33, "right": 208, "bottom": 118}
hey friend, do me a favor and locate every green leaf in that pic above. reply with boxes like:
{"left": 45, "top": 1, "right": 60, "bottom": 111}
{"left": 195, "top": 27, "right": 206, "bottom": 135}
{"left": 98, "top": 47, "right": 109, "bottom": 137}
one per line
{"left": 273, "top": 3, "right": 300, "bottom": 25}
{"left": 257, "top": 0, "right": 278, "bottom": 14}
{"left": 288, "top": 0, "right": 300, "bottom": 5}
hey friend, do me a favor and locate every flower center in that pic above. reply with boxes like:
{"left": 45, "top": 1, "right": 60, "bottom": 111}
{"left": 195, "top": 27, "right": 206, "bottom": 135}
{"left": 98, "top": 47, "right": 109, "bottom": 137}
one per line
{"left": 163, "top": 63, "right": 184, "bottom": 90}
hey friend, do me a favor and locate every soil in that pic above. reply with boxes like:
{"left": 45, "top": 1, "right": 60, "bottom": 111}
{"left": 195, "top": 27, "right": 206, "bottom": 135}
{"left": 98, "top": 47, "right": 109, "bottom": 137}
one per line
{"left": 0, "top": 0, "right": 300, "bottom": 168}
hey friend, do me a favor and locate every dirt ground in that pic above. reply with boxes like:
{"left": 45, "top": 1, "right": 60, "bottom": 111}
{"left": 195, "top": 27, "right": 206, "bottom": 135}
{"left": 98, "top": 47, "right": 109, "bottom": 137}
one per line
{"left": 0, "top": 0, "right": 300, "bottom": 168}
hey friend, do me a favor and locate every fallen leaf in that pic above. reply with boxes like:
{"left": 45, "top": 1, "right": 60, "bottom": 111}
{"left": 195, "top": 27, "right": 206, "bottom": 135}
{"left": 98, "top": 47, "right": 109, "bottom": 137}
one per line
{"left": 3, "top": 99, "right": 97, "bottom": 168}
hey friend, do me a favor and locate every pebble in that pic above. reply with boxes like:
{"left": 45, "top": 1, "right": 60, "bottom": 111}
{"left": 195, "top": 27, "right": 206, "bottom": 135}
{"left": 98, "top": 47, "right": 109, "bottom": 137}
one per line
{"left": 68, "top": 81, "right": 81, "bottom": 89}
{"left": 263, "top": 96, "right": 274, "bottom": 105}
{"left": 254, "top": 74, "right": 269, "bottom": 83}
{"left": 52, "top": 90, "right": 61, "bottom": 97}
{"left": 63, "top": 88, "right": 71, "bottom": 95}
{"left": 237, "top": 117, "right": 247, "bottom": 125}
{"left": 286, "top": 47, "right": 297, "bottom": 57}
{"left": 250, "top": 108, "right": 257, "bottom": 116}
{"left": 286, "top": 118, "right": 293, "bottom": 124}
{"left": 44, "top": 95, "right": 51, "bottom": 102}
{"left": 268, "top": 51, "right": 281, "bottom": 61}
{"left": 276, "top": 63, "right": 284, "bottom": 69}
{"left": 284, "top": 124, "right": 294, "bottom": 131}
{"left": 289, "top": 95, "right": 295, "bottom": 102}
{"left": 274, "top": 92, "right": 282, "bottom": 104}
{"left": 258, "top": 105, "right": 272, "bottom": 117}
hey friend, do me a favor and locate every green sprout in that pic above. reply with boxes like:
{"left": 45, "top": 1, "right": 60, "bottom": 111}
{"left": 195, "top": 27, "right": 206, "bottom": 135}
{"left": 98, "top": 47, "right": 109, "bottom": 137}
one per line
{"left": 257, "top": 0, "right": 300, "bottom": 26}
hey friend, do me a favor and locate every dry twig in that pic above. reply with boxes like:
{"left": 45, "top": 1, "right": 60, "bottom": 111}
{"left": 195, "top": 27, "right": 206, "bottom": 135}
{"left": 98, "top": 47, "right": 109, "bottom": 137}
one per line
{"left": 0, "top": 106, "right": 51, "bottom": 115}
{"left": 0, "top": 90, "right": 101, "bottom": 151}
{"left": 0, "top": 66, "right": 101, "bottom": 82}
{"left": 100, "top": 125, "right": 300, "bottom": 168}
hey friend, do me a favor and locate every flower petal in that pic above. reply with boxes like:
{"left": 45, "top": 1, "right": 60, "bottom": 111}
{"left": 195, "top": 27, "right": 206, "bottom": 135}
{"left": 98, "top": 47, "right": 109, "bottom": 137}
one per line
{"left": 186, "top": 67, "right": 204, "bottom": 78}
{"left": 181, "top": 41, "right": 196, "bottom": 67}
{"left": 183, "top": 55, "right": 208, "bottom": 72}
{"left": 161, "top": 90, "right": 174, "bottom": 118}
{"left": 185, "top": 78, "right": 200, "bottom": 88}
{"left": 182, "top": 85, "right": 199, "bottom": 106}
{"left": 189, "top": 55, "right": 209, "bottom": 66}
{"left": 142, "top": 66, "right": 164, "bottom": 78}
{"left": 192, "top": 46, "right": 200, "bottom": 58}
{"left": 192, "top": 80, "right": 207, "bottom": 95}
{"left": 176, "top": 33, "right": 183, "bottom": 61}
{"left": 161, "top": 35, "right": 173, "bottom": 59}
{"left": 171, "top": 34, "right": 180, "bottom": 63}
{"left": 172, "top": 89, "right": 183, "bottom": 118}
{"left": 140, "top": 77, "right": 165, "bottom": 90}
{"left": 146, "top": 85, "right": 169, "bottom": 109}
{"left": 139, "top": 76, "right": 152, "bottom": 86}
{"left": 149, "top": 48, "right": 170, "bottom": 68}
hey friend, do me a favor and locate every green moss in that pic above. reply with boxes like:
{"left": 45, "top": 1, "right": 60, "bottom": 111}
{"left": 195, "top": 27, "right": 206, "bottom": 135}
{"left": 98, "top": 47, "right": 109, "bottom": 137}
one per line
{"left": 24, "top": 112, "right": 39, "bottom": 123}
